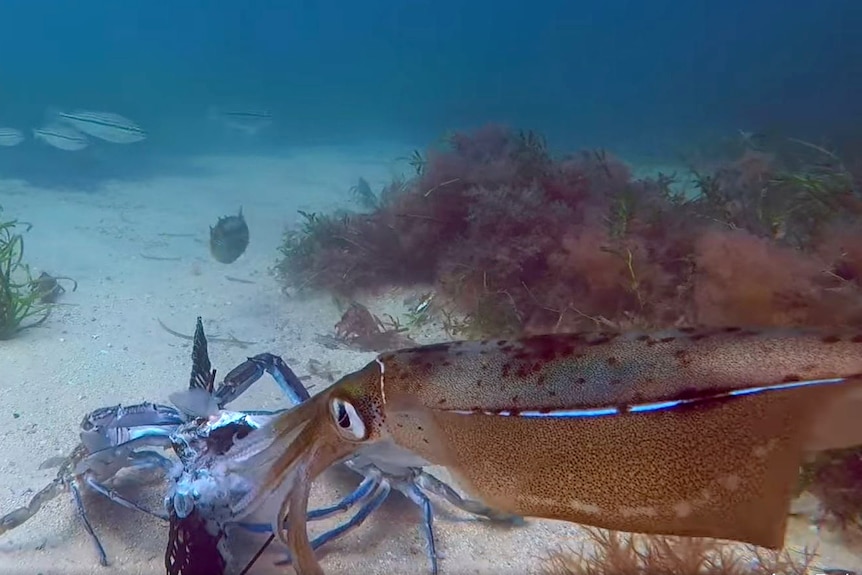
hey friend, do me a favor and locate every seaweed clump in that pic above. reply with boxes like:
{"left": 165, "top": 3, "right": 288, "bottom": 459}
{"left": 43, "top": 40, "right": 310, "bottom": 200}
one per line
{"left": 544, "top": 528, "right": 819, "bottom": 575}
{"left": 276, "top": 124, "right": 862, "bottom": 337}
{"left": 0, "top": 207, "right": 49, "bottom": 339}
{"left": 314, "top": 301, "right": 416, "bottom": 352}
{"left": 799, "top": 446, "right": 862, "bottom": 530}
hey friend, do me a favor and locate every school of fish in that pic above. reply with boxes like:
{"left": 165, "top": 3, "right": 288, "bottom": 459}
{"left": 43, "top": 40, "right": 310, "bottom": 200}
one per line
{"left": 0, "top": 106, "right": 272, "bottom": 151}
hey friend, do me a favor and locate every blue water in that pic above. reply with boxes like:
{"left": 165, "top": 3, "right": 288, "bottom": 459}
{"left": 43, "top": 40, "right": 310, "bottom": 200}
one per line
{"left": 0, "top": 0, "right": 859, "bottom": 180}
{"left": 0, "top": 3, "right": 861, "bottom": 572}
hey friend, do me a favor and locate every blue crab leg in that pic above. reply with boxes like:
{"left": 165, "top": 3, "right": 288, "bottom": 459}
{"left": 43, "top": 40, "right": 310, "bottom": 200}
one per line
{"left": 306, "top": 475, "right": 378, "bottom": 521}
{"left": 307, "top": 481, "right": 391, "bottom": 554}
{"left": 79, "top": 449, "right": 175, "bottom": 476}
{"left": 216, "top": 353, "right": 310, "bottom": 408}
{"left": 396, "top": 482, "right": 439, "bottom": 575}
{"left": 68, "top": 480, "right": 108, "bottom": 566}
{"left": 73, "top": 450, "right": 174, "bottom": 522}
{"left": 127, "top": 449, "right": 175, "bottom": 473}
{"left": 82, "top": 476, "right": 169, "bottom": 521}
{"left": 238, "top": 480, "right": 393, "bottom": 575}
{"left": 273, "top": 480, "right": 392, "bottom": 567}
{"left": 238, "top": 474, "right": 381, "bottom": 533}
{"left": 0, "top": 479, "right": 64, "bottom": 534}
{"left": 413, "top": 471, "right": 524, "bottom": 525}
{"left": 239, "top": 470, "right": 448, "bottom": 574}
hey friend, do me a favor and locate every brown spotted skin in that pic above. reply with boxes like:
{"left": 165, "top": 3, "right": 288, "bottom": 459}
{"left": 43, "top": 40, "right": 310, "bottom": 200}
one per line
{"left": 375, "top": 327, "right": 862, "bottom": 549}
{"left": 420, "top": 384, "right": 819, "bottom": 549}
{"left": 378, "top": 327, "right": 862, "bottom": 416}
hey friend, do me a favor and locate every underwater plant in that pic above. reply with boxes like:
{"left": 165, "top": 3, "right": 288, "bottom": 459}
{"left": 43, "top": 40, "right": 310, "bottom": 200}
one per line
{"left": 0, "top": 207, "right": 50, "bottom": 339}
{"left": 276, "top": 208, "right": 419, "bottom": 294}
{"left": 543, "top": 528, "right": 816, "bottom": 575}
{"left": 799, "top": 445, "right": 862, "bottom": 530}
{"left": 276, "top": 124, "right": 862, "bottom": 338}
{"left": 687, "top": 144, "right": 858, "bottom": 246}
{"left": 349, "top": 177, "right": 382, "bottom": 211}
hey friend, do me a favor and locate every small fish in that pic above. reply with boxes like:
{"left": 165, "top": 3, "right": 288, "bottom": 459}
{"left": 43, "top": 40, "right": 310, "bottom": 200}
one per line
{"left": 55, "top": 110, "right": 146, "bottom": 144}
{"left": 0, "top": 127, "right": 24, "bottom": 147}
{"left": 209, "top": 208, "right": 249, "bottom": 264}
{"left": 208, "top": 107, "right": 272, "bottom": 135}
{"left": 413, "top": 292, "right": 435, "bottom": 314}
{"left": 32, "top": 123, "right": 89, "bottom": 151}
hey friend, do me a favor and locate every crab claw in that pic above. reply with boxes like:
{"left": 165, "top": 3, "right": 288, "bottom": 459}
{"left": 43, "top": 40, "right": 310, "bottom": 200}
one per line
{"left": 215, "top": 353, "right": 310, "bottom": 407}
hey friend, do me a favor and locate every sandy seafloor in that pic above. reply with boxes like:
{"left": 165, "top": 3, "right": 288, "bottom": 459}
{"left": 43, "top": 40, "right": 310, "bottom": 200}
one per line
{"left": 0, "top": 147, "right": 859, "bottom": 575}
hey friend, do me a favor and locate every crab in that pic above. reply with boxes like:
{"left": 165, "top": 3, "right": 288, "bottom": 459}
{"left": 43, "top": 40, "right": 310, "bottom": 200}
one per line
{"left": 28, "top": 271, "right": 77, "bottom": 304}
{"left": 1, "top": 318, "right": 520, "bottom": 573}
{"left": 0, "top": 324, "right": 307, "bottom": 566}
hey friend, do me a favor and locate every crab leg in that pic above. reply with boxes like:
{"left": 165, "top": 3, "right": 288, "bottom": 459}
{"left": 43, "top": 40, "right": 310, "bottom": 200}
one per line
{"left": 306, "top": 481, "right": 391, "bottom": 556}
{"left": 82, "top": 475, "right": 169, "bottom": 520}
{"left": 398, "top": 482, "right": 439, "bottom": 572}
{"left": 306, "top": 475, "right": 379, "bottom": 521}
{"left": 413, "top": 471, "right": 523, "bottom": 524}
{"left": 271, "top": 479, "right": 393, "bottom": 569}
{"left": 0, "top": 479, "right": 64, "bottom": 534}
{"left": 68, "top": 479, "right": 109, "bottom": 566}
{"left": 238, "top": 475, "right": 381, "bottom": 533}
{"left": 237, "top": 451, "right": 518, "bottom": 574}
{"left": 216, "top": 352, "right": 310, "bottom": 408}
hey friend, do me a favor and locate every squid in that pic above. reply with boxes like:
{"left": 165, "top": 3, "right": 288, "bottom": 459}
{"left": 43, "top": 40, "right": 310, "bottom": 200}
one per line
{"left": 220, "top": 326, "right": 862, "bottom": 574}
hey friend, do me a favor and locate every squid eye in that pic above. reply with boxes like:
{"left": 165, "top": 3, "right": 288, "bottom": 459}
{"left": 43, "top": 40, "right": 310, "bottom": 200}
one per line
{"left": 329, "top": 398, "right": 366, "bottom": 440}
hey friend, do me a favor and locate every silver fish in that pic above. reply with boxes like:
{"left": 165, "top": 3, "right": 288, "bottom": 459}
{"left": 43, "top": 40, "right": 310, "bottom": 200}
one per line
{"left": 55, "top": 110, "right": 146, "bottom": 144}
{"left": 0, "top": 127, "right": 24, "bottom": 147}
{"left": 32, "top": 123, "right": 89, "bottom": 151}
{"left": 208, "top": 107, "right": 272, "bottom": 135}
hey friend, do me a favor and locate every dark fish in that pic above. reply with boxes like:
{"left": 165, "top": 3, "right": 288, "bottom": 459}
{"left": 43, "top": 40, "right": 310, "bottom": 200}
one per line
{"left": 209, "top": 208, "right": 249, "bottom": 264}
